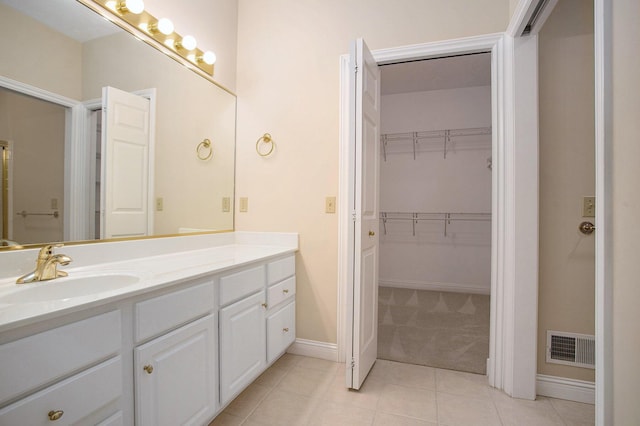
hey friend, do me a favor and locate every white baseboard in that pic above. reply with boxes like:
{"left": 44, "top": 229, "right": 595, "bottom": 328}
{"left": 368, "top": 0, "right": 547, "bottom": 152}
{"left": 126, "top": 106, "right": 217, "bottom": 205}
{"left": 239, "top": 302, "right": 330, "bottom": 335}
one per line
{"left": 286, "top": 338, "right": 338, "bottom": 362}
{"left": 536, "top": 374, "right": 595, "bottom": 404}
{"left": 379, "top": 279, "right": 490, "bottom": 295}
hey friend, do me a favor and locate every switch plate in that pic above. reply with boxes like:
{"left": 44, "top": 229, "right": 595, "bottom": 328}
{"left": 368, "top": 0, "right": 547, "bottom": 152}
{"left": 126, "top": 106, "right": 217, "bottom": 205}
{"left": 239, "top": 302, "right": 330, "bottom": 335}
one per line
{"left": 325, "top": 196, "right": 336, "bottom": 213}
{"left": 239, "top": 197, "right": 248, "bottom": 212}
{"left": 222, "top": 197, "right": 230, "bottom": 212}
{"left": 156, "top": 197, "right": 163, "bottom": 211}
{"left": 51, "top": 198, "right": 58, "bottom": 210}
{"left": 582, "top": 196, "right": 595, "bottom": 217}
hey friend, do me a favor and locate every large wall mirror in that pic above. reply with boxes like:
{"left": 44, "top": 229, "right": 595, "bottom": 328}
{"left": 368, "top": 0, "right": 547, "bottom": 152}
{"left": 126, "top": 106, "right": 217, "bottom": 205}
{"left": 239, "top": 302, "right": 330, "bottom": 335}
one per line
{"left": 0, "top": 0, "right": 236, "bottom": 250}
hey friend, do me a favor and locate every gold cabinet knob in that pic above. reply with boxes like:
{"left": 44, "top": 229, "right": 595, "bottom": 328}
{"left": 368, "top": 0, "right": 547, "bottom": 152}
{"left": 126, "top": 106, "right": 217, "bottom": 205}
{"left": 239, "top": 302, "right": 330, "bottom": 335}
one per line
{"left": 368, "top": 231, "right": 375, "bottom": 236}
{"left": 261, "top": 303, "right": 268, "bottom": 308}
{"left": 48, "top": 410, "right": 64, "bottom": 421}
{"left": 143, "top": 364, "right": 154, "bottom": 374}
{"left": 283, "top": 289, "right": 289, "bottom": 294}
{"left": 283, "top": 327, "right": 289, "bottom": 332}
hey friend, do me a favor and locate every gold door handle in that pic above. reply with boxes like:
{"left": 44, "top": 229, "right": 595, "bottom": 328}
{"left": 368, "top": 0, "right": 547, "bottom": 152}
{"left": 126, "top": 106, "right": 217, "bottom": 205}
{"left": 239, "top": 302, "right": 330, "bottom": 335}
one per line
{"left": 48, "top": 410, "right": 64, "bottom": 421}
{"left": 283, "top": 327, "right": 289, "bottom": 332}
{"left": 261, "top": 303, "right": 268, "bottom": 308}
{"left": 143, "top": 364, "right": 154, "bottom": 374}
{"left": 579, "top": 221, "right": 595, "bottom": 235}
{"left": 283, "top": 289, "right": 289, "bottom": 294}
{"left": 369, "top": 231, "right": 375, "bottom": 236}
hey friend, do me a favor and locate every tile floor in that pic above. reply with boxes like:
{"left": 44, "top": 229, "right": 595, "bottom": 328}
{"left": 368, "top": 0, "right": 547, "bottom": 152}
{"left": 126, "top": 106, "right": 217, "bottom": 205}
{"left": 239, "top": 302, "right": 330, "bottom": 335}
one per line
{"left": 210, "top": 354, "right": 594, "bottom": 426}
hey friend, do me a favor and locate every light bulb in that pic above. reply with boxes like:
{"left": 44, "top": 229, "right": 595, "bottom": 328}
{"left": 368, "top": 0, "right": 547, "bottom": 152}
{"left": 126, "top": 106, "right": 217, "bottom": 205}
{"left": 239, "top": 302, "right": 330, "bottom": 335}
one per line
{"left": 157, "top": 18, "right": 174, "bottom": 35}
{"left": 181, "top": 35, "right": 197, "bottom": 51}
{"left": 201, "top": 51, "right": 216, "bottom": 65}
{"left": 117, "top": 0, "right": 144, "bottom": 14}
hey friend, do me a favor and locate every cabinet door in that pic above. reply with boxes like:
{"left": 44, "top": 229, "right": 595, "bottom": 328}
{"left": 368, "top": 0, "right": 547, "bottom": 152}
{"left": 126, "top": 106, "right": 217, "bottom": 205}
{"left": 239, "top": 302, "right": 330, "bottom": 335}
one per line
{"left": 135, "top": 314, "right": 217, "bottom": 426}
{"left": 219, "top": 291, "right": 266, "bottom": 405}
{"left": 267, "top": 301, "right": 296, "bottom": 364}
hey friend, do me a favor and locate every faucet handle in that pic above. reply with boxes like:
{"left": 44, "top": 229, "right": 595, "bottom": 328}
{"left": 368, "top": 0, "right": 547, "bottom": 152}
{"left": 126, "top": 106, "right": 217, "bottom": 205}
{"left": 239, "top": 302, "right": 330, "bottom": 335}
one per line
{"left": 38, "top": 243, "right": 64, "bottom": 258}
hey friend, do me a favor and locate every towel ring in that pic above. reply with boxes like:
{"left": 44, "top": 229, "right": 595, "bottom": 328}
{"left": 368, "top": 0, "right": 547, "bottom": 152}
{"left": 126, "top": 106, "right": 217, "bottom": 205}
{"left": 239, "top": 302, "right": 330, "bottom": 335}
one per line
{"left": 256, "top": 133, "right": 275, "bottom": 157}
{"left": 197, "top": 139, "right": 213, "bottom": 160}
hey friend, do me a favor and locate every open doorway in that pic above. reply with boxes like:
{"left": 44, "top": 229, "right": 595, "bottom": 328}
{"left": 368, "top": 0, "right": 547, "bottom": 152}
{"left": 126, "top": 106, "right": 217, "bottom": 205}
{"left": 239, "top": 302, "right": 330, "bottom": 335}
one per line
{"left": 340, "top": 31, "right": 541, "bottom": 398}
{"left": 377, "top": 53, "right": 492, "bottom": 374}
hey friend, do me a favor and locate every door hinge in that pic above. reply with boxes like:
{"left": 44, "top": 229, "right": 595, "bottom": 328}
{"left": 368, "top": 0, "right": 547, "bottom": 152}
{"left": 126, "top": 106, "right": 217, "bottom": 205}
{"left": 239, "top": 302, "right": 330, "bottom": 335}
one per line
{"left": 354, "top": 63, "right": 358, "bottom": 74}
{"left": 351, "top": 211, "right": 356, "bottom": 222}
{"left": 350, "top": 358, "right": 356, "bottom": 370}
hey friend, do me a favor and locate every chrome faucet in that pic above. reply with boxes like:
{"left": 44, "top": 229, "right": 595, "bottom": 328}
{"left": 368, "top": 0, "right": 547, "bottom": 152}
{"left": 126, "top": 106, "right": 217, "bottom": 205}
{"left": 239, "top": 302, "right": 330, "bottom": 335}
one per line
{"left": 16, "top": 244, "right": 72, "bottom": 284}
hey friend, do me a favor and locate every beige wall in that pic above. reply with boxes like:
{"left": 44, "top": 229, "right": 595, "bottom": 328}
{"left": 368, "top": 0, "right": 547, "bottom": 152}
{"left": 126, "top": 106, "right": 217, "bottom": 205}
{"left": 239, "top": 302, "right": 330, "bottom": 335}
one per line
{"left": 0, "top": 3, "right": 82, "bottom": 100}
{"left": 235, "top": 0, "right": 510, "bottom": 343}
{"left": 537, "top": 0, "right": 595, "bottom": 382}
{"left": 612, "top": 0, "right": 640, "bottom": 422}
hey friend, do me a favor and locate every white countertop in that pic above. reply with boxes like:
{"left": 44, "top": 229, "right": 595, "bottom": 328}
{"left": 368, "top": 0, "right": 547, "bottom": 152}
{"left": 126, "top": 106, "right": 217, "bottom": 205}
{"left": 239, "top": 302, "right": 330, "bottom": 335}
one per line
{"left": 0, "top": 232, "right": 297, "bottom": 333}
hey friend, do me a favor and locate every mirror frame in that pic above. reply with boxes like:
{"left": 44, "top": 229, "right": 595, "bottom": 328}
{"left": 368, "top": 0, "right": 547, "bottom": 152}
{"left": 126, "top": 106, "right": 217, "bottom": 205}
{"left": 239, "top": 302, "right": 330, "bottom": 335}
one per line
{"left": 0, "top": 0, "right": 237, "bottom": 251}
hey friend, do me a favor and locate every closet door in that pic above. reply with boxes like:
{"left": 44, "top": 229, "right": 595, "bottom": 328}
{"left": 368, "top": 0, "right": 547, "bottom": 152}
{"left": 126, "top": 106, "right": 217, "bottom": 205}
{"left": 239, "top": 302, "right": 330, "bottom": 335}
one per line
{"left": 346, "top": 38, "right": 380, "bottom": 390}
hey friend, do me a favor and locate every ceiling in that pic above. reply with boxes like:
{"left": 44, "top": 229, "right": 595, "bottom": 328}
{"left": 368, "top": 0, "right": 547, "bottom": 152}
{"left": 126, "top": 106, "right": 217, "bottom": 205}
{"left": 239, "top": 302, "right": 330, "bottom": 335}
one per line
{"left": 0, "top": 0, "right": 119, "bottom": 42}
{"left": 381, "top": 53, "right": 491, "bottom": 95}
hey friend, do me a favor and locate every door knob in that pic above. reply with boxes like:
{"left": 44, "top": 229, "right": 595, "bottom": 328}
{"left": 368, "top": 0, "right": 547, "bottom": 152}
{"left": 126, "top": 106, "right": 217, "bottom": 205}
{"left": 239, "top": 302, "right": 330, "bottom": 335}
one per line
{"left": 579, "top": 221, "right": 595, "bottom": 235}
{"left": 368, "top": 231, "right": 375, "bottom": 236}
{"left": 143, "top": 364, "right": 154, "bottom": 374}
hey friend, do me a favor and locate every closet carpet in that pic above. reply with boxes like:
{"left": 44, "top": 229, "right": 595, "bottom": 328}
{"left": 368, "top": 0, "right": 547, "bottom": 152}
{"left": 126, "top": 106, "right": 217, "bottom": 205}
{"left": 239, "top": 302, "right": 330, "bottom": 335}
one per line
{"left": 378, "top": 287, "right": 490, "bottom": 374}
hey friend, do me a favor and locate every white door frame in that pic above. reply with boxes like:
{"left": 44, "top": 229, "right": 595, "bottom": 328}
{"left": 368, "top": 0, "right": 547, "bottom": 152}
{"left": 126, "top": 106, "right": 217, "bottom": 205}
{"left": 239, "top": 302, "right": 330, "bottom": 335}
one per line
{"left": 594, "top": 0, "right": 612, "bottom": 423}
{"left": 337, "top": 32, "right": 540, "bottom": 399}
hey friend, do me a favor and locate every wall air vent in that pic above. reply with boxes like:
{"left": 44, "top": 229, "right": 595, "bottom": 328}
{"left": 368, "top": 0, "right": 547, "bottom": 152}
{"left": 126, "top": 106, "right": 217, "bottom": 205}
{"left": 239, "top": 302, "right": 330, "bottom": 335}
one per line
{"left": 546, "top": 331, "right": 595, "bottom": 369}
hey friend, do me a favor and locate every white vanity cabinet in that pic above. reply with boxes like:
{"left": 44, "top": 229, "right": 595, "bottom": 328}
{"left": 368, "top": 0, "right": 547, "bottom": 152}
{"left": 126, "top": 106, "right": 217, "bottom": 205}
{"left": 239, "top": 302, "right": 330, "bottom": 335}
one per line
{"left": 0, "top": 239, "right": 298, "bottom": 426}
{"left": 0, "top": 310, "right": 124, "bottom": 425}
{"left": 218, "top": 266, "right": 267, "bottom": 405}
{"left": 133, "top": 279, "right": 217, "bottom": 426}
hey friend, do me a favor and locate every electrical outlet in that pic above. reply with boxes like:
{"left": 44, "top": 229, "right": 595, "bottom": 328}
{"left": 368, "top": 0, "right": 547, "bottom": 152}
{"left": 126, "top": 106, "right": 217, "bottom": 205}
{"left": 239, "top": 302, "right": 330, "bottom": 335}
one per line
{"left": 325, "top": 196, "right": 336, "bottom": 213}
{"left": 582, "top": 196, "right": 595, "bottom": 217}
{"left": 156, "top": 197, "right": 164, "bottom": 211}
{"left": 239, "top": 197, "right": 248, "bottom": 212}
{"left": 222, "top": 197, "right": 230, "bottom": 212}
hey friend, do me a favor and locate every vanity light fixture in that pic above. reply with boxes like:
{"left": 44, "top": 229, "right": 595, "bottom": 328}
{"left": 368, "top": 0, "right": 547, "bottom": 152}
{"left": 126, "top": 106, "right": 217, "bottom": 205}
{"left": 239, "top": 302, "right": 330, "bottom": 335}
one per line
{"left": 85, "top": 0, "right": 216, "bottom": 76}
{"left": 147, "top": 17, "right": 174, "bottom": 36}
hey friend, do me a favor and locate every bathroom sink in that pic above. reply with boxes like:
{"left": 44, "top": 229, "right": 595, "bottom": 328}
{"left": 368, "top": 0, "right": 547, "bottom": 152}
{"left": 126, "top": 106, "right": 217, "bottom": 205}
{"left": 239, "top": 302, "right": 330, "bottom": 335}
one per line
{"left": 0, "top": 272, "right": 142, "bottom": 304}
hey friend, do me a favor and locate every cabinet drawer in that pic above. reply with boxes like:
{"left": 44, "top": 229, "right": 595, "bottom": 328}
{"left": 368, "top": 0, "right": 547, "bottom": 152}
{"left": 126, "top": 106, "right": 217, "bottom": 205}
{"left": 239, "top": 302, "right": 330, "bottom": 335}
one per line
{"left": 219, "top": 265, "right": 265, "bottom": 306}
{"left": 267, "top": 301, "right": 295, "bottom": 364}
{"left": 0, "top": 356, "right": 122, "bottom": 425}
{"left": 135, "top": 279, "right": 215, "bottom": 342}
{"left": 0, "top": 310, "right": 121, "bottom": 406}
{"left": 267, "top": 256, "right": 295, "bottom": 286}
{"left": 267, "top": 276, "right": 296, "bottom": 308}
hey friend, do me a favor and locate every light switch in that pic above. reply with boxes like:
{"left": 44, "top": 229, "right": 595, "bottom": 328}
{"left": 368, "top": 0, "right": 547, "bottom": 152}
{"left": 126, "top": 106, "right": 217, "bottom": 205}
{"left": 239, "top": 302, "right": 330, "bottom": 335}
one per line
{"left": 156, "top": 197, "right": 164, "bottom": 211}
{"left": 582, "top": 196, "right": 595, "bottom": 217}
{"left": 51, "top": 198, "right": 58, "bottom": 210}
{"left": 222, "top": 197, "right": 230, "bottom": 212}
{"left": 239, "top": 197, "right": 248, "bottom": 212}
{"left": 325, "top": 196, "right": 336, "bottom": 213}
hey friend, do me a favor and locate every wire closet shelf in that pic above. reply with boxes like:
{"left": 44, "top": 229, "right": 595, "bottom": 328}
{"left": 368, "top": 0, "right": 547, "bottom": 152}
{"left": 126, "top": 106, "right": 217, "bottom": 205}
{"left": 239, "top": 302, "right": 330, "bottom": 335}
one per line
{"left": 379, "top": 211, "right": 491, "bottom": 237}
{"left": 380, "top": 126, "right": 492, "bottom": 160}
